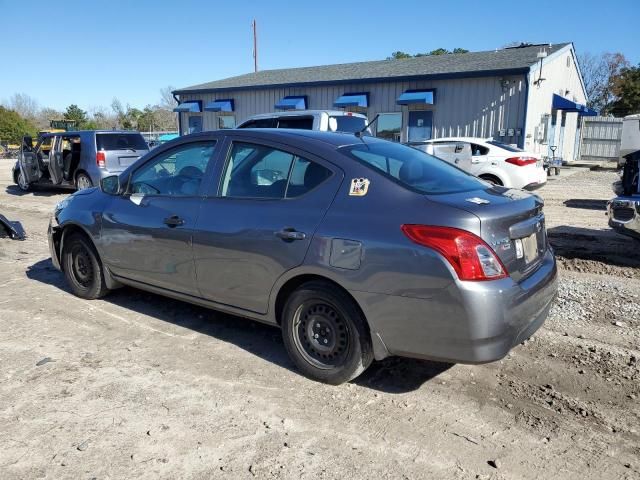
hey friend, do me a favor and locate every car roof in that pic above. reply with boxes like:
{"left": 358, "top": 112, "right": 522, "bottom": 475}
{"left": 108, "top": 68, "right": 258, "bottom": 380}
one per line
{"left": 427, "top": 137, "right": 491, "bottom": 143}
{"left": 181, "top": 128, "right": 383, "bottom": 149}
{"left": 242, "top": 110, "right": 367, "bottom": 120}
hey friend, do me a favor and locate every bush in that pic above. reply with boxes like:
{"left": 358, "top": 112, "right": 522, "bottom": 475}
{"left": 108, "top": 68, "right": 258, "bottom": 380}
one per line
{"left": 0, "top": 107, "right": 37, "bottom": 144}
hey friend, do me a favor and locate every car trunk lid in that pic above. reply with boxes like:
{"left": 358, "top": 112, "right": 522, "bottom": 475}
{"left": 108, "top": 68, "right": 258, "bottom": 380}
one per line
{"left": 427, "top": 186, "right": 546, "bottom": 281}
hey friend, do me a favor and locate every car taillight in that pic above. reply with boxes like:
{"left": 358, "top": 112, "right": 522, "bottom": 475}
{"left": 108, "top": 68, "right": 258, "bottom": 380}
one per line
{"left": 96, "top": 151, "right": 106, "bottom": 168}
{"left": 505, "top": 156, "right": 537, "bottom": 166}
{"left": 401, "top": 225, "right": 507, "bottom": 281}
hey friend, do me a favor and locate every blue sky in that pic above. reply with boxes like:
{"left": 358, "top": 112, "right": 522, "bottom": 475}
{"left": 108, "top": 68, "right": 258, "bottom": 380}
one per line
{"left": 1, "top": 0, "right": 639, "bottom": 111}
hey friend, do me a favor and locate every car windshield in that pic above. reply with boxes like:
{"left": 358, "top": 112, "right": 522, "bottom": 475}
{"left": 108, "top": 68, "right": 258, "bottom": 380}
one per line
{"left": 96, "top": 133, "right": 148, "bottom": 151}
{"left": 340, "top": 140, "right": 485, "bottom": 195}
{"left": 486, "top": 140, "right": 524, "bottom": 152}
{"left": 329, "top": 115, "right": 368, "bottom": 133}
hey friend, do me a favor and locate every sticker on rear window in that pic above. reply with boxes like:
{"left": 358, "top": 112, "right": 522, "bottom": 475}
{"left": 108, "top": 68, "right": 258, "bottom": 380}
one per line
{"left": 349, "top": 178, "right": 370, "bottom": 196}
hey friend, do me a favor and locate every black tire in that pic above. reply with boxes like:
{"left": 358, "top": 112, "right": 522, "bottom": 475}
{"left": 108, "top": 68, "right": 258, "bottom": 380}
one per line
{"left": 62, "top": 233, "right": 110, "bottom": 299}
{"left": 16, "top": 169, "right": 31, "bottom": 191}
{"left": 480, "top": 174, "right": 503, "bottom": 186}
{"left": 281, "top": 281, "right": 373, "bottom": 384}
{"left": 75, "top": 172, "right": 93, "bottom": 190}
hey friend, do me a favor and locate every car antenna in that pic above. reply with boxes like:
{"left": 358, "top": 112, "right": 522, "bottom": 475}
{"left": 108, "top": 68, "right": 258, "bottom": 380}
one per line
{"left": 355, "top": 114, "right": 379, "bottom": 138}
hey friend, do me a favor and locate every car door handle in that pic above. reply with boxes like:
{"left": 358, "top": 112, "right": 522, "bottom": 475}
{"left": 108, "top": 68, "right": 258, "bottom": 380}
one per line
{"left": 275, "top": 228, "right": 306, "bottom": 241}
{"left": 163, "top": 215, "right": 185, "bottom": 228}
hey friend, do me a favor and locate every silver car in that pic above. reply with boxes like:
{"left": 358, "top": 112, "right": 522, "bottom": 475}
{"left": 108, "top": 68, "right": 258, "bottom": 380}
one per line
{"left": 48, "top": 129, "right": 558, "bottom": 384}
{"left": 14, "top": 130, "right": 149, "bottom": 191}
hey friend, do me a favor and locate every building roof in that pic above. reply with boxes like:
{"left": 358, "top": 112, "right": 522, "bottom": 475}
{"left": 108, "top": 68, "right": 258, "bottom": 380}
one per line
{"left": 175, "top": 43, "right": 570, "bottom": 94}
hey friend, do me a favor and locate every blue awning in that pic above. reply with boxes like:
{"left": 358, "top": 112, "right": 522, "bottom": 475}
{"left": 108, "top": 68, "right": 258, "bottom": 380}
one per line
{"left": 275, "top": 96, "right": 307, "bottom": 110}
{"left": 397, "top": 90, "right": 435, "bottom": 105}
{"left": 204, "top": 99, "right": 234, "bottom": 112}
{"left": 552, "top": 94, "right": 597, "bottom": 116}
{"left": 334, "top": 93, "right": 369, "bottom": 108}
{"left": 173, "top": 101, "right": 201, "bottom": 113}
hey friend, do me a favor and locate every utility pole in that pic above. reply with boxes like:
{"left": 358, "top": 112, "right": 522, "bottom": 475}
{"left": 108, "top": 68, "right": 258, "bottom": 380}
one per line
{"left": 252, "top": 19, "right": 258, "bottom": 72}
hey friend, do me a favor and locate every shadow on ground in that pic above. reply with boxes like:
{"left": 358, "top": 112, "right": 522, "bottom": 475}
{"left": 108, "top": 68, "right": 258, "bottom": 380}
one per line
{"left": 548, "top": 225, "right": 640, "bottom": 269}
{"left": 26, "top": 258, "right": 450, "bottom": 393}
{"left": 5, "top": 184, "right": 68, "bottom": 197}
{"left": 563, "top": 199, "right": 608, "bottom": 211}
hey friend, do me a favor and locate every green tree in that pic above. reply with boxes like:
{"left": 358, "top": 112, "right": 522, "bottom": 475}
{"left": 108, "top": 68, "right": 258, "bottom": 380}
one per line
{"left": 0, "top": 107, "right": 37, "bottom": 144}
{"left": 389, "top": 48, "right": 468, "bottom": 59}
{"left": 609, "top": 64, "right": 640, "bottom": 117}
{"left": 388, "top": 51, "right": 412, "bottom": 60}
{"left": 63, "top": 104, "right": 88, "bottom": 129}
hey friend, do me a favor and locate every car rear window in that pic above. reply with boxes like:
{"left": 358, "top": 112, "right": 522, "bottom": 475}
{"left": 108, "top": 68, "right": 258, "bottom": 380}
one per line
{"left": 486, "top": 140, "right": 524, "bottom": 152}
{"left": 96, "top": 133, "right": 148, "bottom": 151}
{"left": 330, "top": 115, "right": 367, "bottom": 133}
{"left": 277, "top": 117, "right": 314, "bottom": 129}
{"left": 340, "top": 141, "right": 484, "bottom": 195}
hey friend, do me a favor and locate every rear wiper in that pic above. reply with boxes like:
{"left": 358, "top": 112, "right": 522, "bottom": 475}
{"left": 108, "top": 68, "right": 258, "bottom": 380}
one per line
{"left": 355, "top": 114, "right": 379, "bottom": 138}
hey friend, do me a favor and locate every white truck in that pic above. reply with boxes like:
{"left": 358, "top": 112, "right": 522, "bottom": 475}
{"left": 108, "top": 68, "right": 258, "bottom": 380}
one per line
{"left": 608, "top": 113, "right": 640, "bottom": 239}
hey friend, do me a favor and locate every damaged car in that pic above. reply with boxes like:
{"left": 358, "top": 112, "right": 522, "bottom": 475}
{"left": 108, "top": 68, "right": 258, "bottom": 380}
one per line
{"left": 609, "top": 114, "right": 640, "bottom": 240}
{"left": 48, "top": 129, "right": 558, "bottom": 384}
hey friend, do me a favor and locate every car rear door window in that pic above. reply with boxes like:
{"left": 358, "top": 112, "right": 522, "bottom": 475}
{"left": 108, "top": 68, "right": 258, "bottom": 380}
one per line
{"left": 470, "top": 143, "right": 490, "bottom": 156}
{"left": 220, "top": 142, "right": 331, "bottom": 199}
{"left": 96, "top": 133, "right": 148, "bottom": 151}
{"left": 276, "top": 117, "right": 313, "bottom": 129}
{"left": 130, "top": 141, "right": 217, "bottom": 196}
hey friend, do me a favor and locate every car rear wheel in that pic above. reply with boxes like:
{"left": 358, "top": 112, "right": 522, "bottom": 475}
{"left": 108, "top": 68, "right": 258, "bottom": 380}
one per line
{"left": 75, "top": 173, "right": 93, "bottom": 190}
{"left": 62, "top": 233, "right": 110, "bottom": 299}
{"left": 480, "top": 174, "right": 503, "bottom": 186}
{"left": 281, "top": 281, "right": 373, "bottom": 384}
{"left": 16, "top": 170, "right": 30, "bottom": 191}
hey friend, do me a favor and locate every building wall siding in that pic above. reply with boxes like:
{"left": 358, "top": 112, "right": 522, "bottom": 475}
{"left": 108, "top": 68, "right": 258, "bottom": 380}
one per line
{"left": 178, "top": 74, "right": 527, "bottom": 145}
{"left": 524, "top": 45, "right": 587, "bottom": 162}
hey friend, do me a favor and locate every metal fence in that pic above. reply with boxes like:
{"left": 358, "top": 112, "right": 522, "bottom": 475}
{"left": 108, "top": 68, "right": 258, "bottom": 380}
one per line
{"left": 578, "top": 116, "right": 623, "bottom": 162}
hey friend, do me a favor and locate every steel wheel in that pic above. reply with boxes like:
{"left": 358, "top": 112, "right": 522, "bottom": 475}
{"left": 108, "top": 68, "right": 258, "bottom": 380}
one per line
{"left": 70, "top": 243, "right": 94, "bottom": 289}
{"left": 62, "top": 233, "right": 110, "bottom": 299}
{"left": 293, "top": 301, "right": 351, "bottom": 369}
{"left": 76, "top": 173, "right": 92, "bottom": 190}
{"left": 17, "top": 170, "right": 30, "bottom": 191}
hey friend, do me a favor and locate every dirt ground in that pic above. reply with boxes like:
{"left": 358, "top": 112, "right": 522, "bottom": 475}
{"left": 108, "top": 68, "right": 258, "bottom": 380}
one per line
{"left": 1, "top": 159, "right": 638, "bottom": 480}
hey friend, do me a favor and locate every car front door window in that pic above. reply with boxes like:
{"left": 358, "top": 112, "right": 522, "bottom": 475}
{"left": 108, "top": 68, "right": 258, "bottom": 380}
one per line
{"left": 131, "top": 142, "right": 216, "bottom": 196}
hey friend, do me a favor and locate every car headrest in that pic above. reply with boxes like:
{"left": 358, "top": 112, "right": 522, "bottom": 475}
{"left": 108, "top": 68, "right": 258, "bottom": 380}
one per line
{"left": 399, "top": 158, "right": 423, "bottom": 183}
{"left": 304, "top": 162, "right": 329, "bottom": 189}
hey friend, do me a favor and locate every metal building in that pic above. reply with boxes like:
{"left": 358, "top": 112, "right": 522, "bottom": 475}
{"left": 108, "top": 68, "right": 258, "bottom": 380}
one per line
{"left": 173, "top": 42, "right": 594, "bottom": 162}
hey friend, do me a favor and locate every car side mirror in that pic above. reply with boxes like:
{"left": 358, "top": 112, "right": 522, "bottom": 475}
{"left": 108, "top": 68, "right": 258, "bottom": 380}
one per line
{"left": 100, "top": 175, "right": 121, "bottom": 195}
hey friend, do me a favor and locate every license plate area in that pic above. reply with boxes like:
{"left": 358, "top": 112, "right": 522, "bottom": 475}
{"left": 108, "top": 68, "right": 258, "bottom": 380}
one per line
{"left": 522, "top": 232, "right": 539, "bottom": 264}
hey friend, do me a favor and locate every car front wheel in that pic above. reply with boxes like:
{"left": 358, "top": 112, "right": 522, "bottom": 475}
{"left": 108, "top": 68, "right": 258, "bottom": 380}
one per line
{"left": 62, "top": 233, "right": 110, "bottom": 299}
{"left": 281, "top": 281, "right": 373, "bottom": 384}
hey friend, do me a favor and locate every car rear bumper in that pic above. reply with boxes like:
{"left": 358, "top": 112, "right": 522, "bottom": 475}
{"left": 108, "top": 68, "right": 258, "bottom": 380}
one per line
{"left": 608, "top": 196, "right": 640, "bottom": 239}
{"left": 352, "top": 248, "right": 558, "bottom": 363}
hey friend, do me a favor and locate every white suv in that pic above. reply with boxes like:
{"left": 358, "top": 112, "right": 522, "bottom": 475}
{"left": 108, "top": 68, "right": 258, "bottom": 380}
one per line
{"left": 421, "top": 137, "right": 547, "bottom": 190}
{"left": 237, "top": 110, "right": 369, "bottom": 134}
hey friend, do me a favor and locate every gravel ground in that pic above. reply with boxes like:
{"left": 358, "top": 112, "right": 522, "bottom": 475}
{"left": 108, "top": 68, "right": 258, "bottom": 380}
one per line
{"left": 0, "top": 160, "right": 638, "bottom": 480}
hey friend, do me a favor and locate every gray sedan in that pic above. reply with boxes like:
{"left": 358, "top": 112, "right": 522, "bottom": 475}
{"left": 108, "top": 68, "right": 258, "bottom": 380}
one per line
{"left": 48, "top": 129, "right": 557, "bottom": 384}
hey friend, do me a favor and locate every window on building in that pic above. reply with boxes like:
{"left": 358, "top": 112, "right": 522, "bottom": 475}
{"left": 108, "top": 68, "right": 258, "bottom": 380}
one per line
{"left": 218, "top": 116, "right": 236, "bottom": 129}
{"left": 375, "top": 113, "right": 402, "bottom": 142}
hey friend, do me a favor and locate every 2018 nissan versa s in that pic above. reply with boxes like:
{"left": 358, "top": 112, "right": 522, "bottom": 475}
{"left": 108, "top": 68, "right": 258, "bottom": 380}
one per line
{"left": 48, "top": 129, "right": 558, "bottom": 384}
